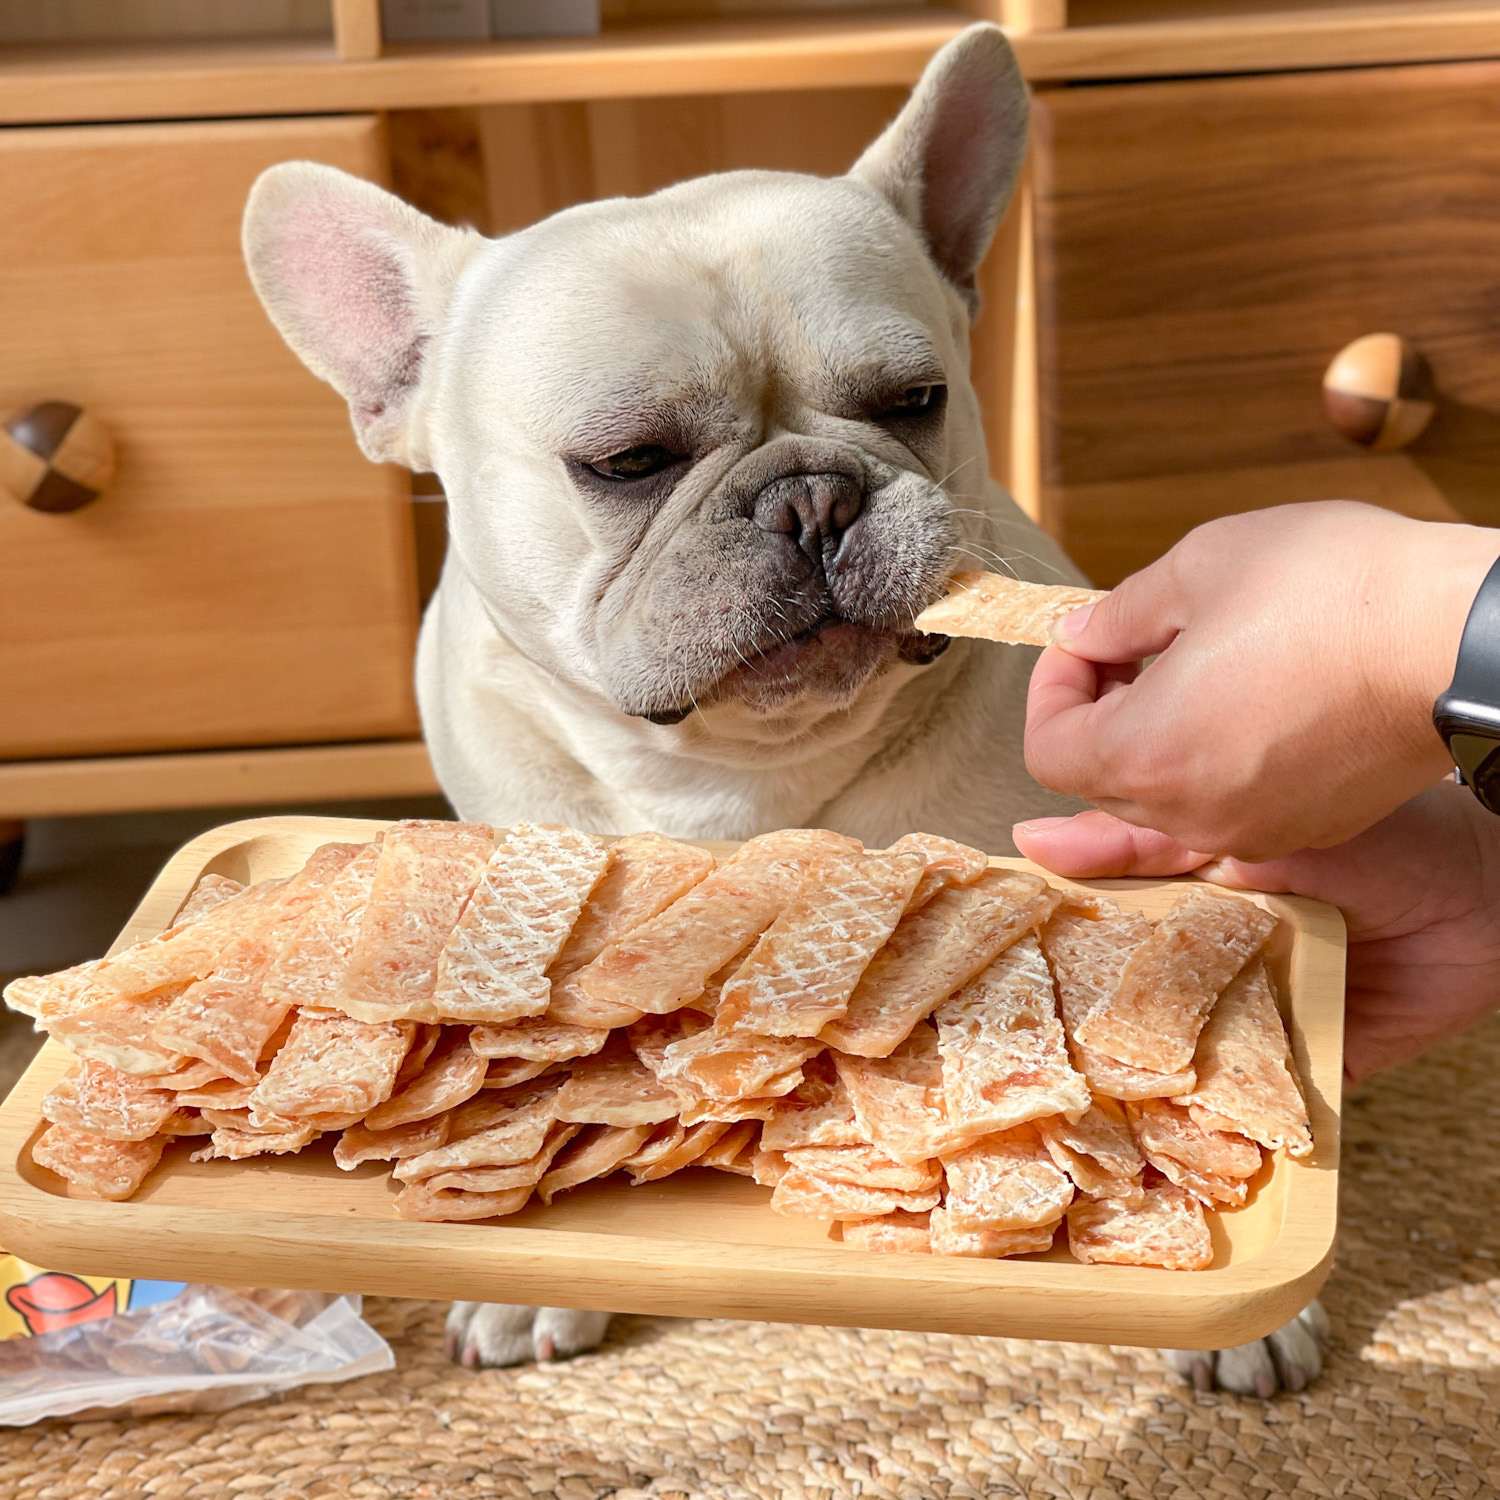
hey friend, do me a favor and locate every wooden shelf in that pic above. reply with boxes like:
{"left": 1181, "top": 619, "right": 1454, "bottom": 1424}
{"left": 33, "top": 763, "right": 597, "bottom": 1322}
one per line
{"left": 2, "top": 3, "right": 1498, "bottom": 125}
{"left": 0, "top": 741, "right": 440, "bottom": 819}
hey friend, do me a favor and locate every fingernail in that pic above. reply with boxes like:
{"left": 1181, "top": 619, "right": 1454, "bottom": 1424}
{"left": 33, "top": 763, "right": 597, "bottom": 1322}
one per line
{"left": 1013, "top": 817, "right": 1071, "bottom": 836}
{"left": 1049, "top": 602, "right": 1095, "bottom": 643}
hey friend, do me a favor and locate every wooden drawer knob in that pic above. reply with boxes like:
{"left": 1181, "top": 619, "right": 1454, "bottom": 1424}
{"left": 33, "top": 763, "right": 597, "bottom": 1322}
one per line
{"left": 1322, "top": 333, "right": 1435, "bottom": 452}
{"left": 0, "top": 401, "right": 116, "bottom": 513}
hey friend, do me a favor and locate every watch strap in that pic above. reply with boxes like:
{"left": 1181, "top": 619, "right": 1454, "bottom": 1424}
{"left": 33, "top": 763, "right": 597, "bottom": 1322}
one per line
{"left": 1434, "top": 555, "right": 1500, "bottom": 812}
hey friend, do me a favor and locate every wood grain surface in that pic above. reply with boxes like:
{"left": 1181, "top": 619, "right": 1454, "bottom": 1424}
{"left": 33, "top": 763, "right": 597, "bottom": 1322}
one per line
{"left": 0, "top": 816, "right": 1344, "bottom": 1350}
{"left": 0, "top": 117, "right": 420, "bottom": 761}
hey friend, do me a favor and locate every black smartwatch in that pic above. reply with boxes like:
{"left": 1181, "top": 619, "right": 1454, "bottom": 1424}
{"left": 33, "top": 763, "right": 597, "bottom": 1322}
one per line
{"left": 1433, "top": 556, "right": 1500, "bottom": 814}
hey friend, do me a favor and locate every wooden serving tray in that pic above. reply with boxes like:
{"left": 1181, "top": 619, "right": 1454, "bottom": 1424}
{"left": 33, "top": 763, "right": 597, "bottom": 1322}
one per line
{"left": 0, "top": 816, "right": 1344, "bottom": 1350}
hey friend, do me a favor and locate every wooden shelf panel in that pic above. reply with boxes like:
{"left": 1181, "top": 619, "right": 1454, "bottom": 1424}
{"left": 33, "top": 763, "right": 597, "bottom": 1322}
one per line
{"left": 2, "top": 4, "right": 1498, "bottom": 124}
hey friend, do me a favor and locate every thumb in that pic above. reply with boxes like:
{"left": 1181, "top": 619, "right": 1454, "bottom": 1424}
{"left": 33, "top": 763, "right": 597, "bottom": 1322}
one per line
{"left": 1051, "top": 553, "right": 1183, "bottom": 665}
{"left": 1012, "top": 810, "right": 1212, "bottom": 878}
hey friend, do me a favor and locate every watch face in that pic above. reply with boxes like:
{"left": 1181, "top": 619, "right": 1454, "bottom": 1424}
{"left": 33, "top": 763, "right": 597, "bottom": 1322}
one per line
{"left": 1450, "top": 732, "right": 1500, "bottom": 812}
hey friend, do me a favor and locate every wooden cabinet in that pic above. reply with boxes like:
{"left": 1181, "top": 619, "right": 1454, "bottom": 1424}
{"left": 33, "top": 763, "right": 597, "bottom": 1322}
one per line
{"left": 1033, "top": 59, "right": 1496, "bottom": 584}
{"left": 0, "top": 116, "right": 420, "bottom": 762}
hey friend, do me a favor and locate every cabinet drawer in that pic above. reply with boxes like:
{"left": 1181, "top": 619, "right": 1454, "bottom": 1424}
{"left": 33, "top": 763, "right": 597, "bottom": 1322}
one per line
{"left": 1034, "top": 61, "right": 1500, "bottom": 583}
{"left": 0, "top": 117, "right": 419, "bottom": 760}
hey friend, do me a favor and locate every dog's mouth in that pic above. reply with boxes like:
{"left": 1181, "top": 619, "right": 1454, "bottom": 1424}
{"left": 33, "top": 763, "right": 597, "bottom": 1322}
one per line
{"left": 641, "top": 615, "right": 951, "bottom": 724}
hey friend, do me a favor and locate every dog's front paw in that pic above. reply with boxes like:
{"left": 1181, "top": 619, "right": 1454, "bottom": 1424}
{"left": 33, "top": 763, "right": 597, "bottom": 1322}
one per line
{"left": 444, "top": 1301, "right": 614, "bottom": 1368}
{"left": 1163, "top": 1298, "right": 1330, "bottom": 1396}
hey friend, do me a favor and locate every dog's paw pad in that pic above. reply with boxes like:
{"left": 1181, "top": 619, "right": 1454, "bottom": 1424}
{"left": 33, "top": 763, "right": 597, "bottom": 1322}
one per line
{"left": 1162, "top": 1297, "right": 1329, "bottom": 1396}
{"left": 445, "top": 1301, "right": 613, "bottom": 1368}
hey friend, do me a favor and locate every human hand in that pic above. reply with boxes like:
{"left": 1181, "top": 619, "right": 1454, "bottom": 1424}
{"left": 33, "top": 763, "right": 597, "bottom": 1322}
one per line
{"left": 1023, "top": 501, "right": 1499, "bottom": 860}
{"left": 1013, "top": 780, "right": 1500, "bottom": 1086}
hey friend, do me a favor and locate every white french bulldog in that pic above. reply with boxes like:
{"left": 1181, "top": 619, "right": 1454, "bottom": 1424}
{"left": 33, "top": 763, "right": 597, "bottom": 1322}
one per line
{"left": 243, "top": 23, "right": 1326, "bottom": 1396}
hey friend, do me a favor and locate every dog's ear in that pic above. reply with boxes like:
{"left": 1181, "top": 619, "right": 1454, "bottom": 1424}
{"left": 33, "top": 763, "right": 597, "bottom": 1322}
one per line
{"left": 849, "top": 23, "right": 1029, "bottom": 313}
{"left": 243, "top": 162, "right": 481, "bottom": 466}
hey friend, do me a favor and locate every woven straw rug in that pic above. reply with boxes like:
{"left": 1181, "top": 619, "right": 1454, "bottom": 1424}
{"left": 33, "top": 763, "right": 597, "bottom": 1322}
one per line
{"left": 2, "top": 1013, "right": 1498, "bottom": 1500}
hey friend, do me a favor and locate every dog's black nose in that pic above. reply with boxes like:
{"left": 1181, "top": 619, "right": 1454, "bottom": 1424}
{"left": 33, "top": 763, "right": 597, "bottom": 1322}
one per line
{"left": 753, "top": 471, "right": 864, "bottom": 559}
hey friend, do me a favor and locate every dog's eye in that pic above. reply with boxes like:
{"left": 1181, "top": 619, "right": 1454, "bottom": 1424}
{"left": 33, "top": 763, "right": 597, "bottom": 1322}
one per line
{"left": 584, "top": 444, "right": 684, "bottom": 481}
{"left": 875, "top": 384, "right": 946, "bottom": 420}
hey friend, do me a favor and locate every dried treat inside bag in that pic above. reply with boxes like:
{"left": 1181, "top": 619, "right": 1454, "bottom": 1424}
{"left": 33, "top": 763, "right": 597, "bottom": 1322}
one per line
{"left": 31, "top": 1125, "right": 165, "bottom": 1201}
{"left": 362, "top": 1028, "right": 488, "bottom": 1131}
{"left": 820, "top": 869, "right": 1062, "bottom": 1057}
{"left": 334, "top": 1112, "right": 451, "bottom": 1170}
{"left": 1075, "top": 890, "right": 1278, "bottom": 1074}
{"left": 1067, "top": 1180, "right": 1214, "bottom": 1270}
{"left": 41, "top": 1061, "right": 178, "bottom": 1142}
{"left": 393, "top": 1080, "right": 562, "bottom": 1181}
{"left": 780, "top": 1143, "right": 941, "bottom": 1194}
{"left": 569, "top": 830, "right": 857, "bottom": 1017}
{"left": 929, "top": 1208, "right": 1058, "bottom": 1258}
{"left": 841, "top": 1210, "right": 933, "bottom": 1254}
{"left": 771, "top": 1168, "right": 940, "bottom": 1221}
{"left": 936, "top": 933, "right": 1089, "bottom": 1136}
{"left": 249, "top": 1012, "right": 412, "bottom": 1119}
{"left": 469, "top": 1017, "right": 610, "bottom": 1063}
{"left": 941, "top": 1124, "right": 1075, "bottom": 1231}
{"left": 537, "top": 1123, "right": 655, "bottom": 1203}
{"left": 1036, "top": 1097, "right": 1145, "bottom": 1204}
{"left": 395, "top": 1181, "right": 533, "bottom": 1222}
{"left": 1040, "top": 901, "right": 1197, "bottom": 1099}
{"left": 713, "top": 846, "right": 924, "bottom": 1036}
{"left": 759, "top": 1053, "right": 863, "bottom": 1150}
{"left": 834, "top": 1024, "right": 978, "bottom": 1166}
{"left": 554, "top": 1043, "right": 682, "bottom": 1127}
{"left": 1172, "top": 960, "right": 1313, "bottom": 1157}
{"left": 430, "top": 824, "right": 611, "bottom": 1025}
{"left": 889, "top": 833, "right": 990, "bottom": 913}
{"left": 911, "top": 570, "right": 1105, "bottom": 646}
{"left": 332, "top": 820, "right": 495, "bottom": 1022}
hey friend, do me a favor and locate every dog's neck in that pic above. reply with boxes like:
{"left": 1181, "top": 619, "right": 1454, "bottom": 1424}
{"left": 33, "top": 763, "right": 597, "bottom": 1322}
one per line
{"left": 420, "top": 558, "right": 970, "bottom": 839}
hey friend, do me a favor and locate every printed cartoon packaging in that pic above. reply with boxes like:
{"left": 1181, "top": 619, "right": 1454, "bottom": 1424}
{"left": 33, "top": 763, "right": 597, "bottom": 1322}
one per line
{"left": 0, "top": 1251, "right": 393, "bottom": 1424}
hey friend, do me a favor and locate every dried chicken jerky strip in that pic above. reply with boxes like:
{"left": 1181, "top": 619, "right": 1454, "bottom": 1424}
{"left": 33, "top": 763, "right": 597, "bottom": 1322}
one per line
{"left": 544, "top": 976, "right": 644, "bottom": 1032}
{"left": 936, "top": 933, "right": 1089, "bottom": 1136}
{"left": 912, "top": 570, "right": 1105, "bottom": 647}
{"left": 191, "top": 1121, "right": 320, "bottom": 1161}
{"left": 821, "top": 869, "right": 1062, "bottom": 1057}
{"left": 698, "top": 1120, "right": 761, "bottom": 1172}
{"left": 555, "top": 1045, "right": 682, "bottom": 1128}
{"left": 714, "top": 847, "right": 924, "bottom": 1037}
{"left": 481, "top": 1058, "right": 560, "bottom": 1089}
{"left": 362, "top": 1029, "right": 488, "bottom": 1131}
{"left": 657, "top": 1026, "right": 820, "bottom": 1103}
{"left": 621, "top": 1120, "right": 730, "bottom": 1184}
{"left": 928, "top": 1209, "right": 1058, "bottom": 1259}
{"left": 548, "top": 832, "right": 717, "bottom": 983}
{"left": 1172, "top": 961, "right": 1312, "bottom": 1157}
{"left": 152, "top": 842, "right": 366, "bottom": 1083}
{"left": 1151, "top": 1155, "right": 1249, "bottom": 1209}
{"left": 332, "top": 821, "right": 495, "bottom": 1022}
{"left": 47, "top": 992, "right": 184, "bottom": 1076}
{"left": 1066, "top": 1181, "right": 1213, "bottom": 1270}
{"left": 841, "top": 1211, "right": 933, "bottom": 1255}
{"left": 771, "top": 1169, "right": 940, "bottom": 1221}
{"left": 393, "top": 1024, "right": 442, "bottom": 1088}
{"left": 1040, "top": 902, "right": 1196, "bottom": 1100}
{"left": 751, "top": 1148, "right": 788, "bottom": 1187}
{"left": 469, "top": 1017, "right": 610, "bottom": 1063}
{"left": 1125, "top": 1098, "right": 1262, "bottom": 1182}
{"left": 250, "top": 1012, "right": 412, "bottom": 1120}
{"left": 683, "top": 944, "right": 756, "bottom": 1019}
{"left": 677, "top": 1094, "right": 782, "bottom": 1127}
{"left": 40, "top": 1062, "right": 177, "bottom": 1142}
{"left": 32, "top": 1125, "right": 164, "bottom": 1202}
{"left": 395, "top": 1182, "right": 533, "bottom": 1222}
{"left": 890, "top": 833, "right": 990, "bottom": 914}
{"left": 431, "top": 824, "right": 611, "bottom": 1025}
{"left": 393, "top": 1081, "right": 561, "bottom": 1180}
{"left": 1076, "top": 890, "right": 1278, "bottom": 1074}
{"left": 174, "top": 874, "right": 247, "bottom": 925}
{"left": 781, "top": 1144, "right": 941, "bottom": 1195}
{"left": 941, "top": 1125, "right": 1075, "bottom": 1232}
{"left": 173, "top": 1078, "right": 256, "bottom": 1110}
{"left": 334, "top": 1113, "right": 451, "bottom": 1170}
{"left": 834, "top": 1024, "right": 980, "bottom": 1166}
{"left": 427, "top": 1124, "right": 580, "bottom": 1193}
{"left": 138, "top": 1060, "right": 224, "bottom": 1091}
{"left": 159, "top": 1110, "right": 212, "bottom": 1136}
{"left": 1036, "top": 1097, "right": 1145, "bottom": 1204}
{"left": 759, "top": 1054, "right": 863, "bottom": 1151}
{"left": 537, "top": 1123, "right": 654, "bottom": 1203}
{"left": 570, "top": 830, "right": 857, "bottom": 1017}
